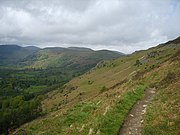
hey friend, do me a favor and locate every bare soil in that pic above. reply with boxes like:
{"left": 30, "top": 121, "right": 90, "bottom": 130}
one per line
{"left": 118, "top": 88, "right": 156, "bottom": 135}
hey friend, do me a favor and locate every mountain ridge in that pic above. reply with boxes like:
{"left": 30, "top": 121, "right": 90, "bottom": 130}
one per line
{"left": 0, "top": 45, "right": 38, "bottom": 66}
{"left": 0, "top": 45, "right": 124, "bottom": 68}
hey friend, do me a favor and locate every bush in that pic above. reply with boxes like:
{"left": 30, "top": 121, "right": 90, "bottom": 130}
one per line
{"left": 134, "top": 59, "right": 142, "bottom": 66}
{"left": 100, "top": 86, "right": 108, "bottom": 93}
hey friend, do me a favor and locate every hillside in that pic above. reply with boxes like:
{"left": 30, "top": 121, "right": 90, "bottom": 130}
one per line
{"left": 0, "top": 45, "right": 124, "bottom": 134}
{"left": 0, "top": 45, "right": 40, "bottom": 66}
{"left": 14, "top": 37, "right": 180, "bottom": 135}
{"left": 0, "top": 45, "right": 123, "bottom": 96}
{"left": 19, "top": 47, "right": 123, "bottom": 71}
{"left": 0, "top": 45, "right": 122, "bottom": 70}
{"left": 164, "top": 36, "right": 180, "bottom": 45}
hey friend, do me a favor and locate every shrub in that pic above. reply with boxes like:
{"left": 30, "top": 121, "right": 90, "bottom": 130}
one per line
{"left": 134, "top": 59, "right": 142, "bottom": 66}
{"left": 100, "top": 86, "right": 108, "bottom": 93}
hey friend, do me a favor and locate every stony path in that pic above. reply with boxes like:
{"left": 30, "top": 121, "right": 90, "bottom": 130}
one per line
{"left": 118, "top": 88, "right": 156, "bottom": 135}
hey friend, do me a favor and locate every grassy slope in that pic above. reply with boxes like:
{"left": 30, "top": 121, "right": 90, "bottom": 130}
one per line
{"left": 15, "top": 41, "right": 180, "bottom": 135}
{"left": 143, "top": 53, "right": 180, "bottom": 135}
{"left": 20, "top": 48, "right": 122, "bottom": 70}
{"left": 143, "top": 79, "right": 180, "bottom": 135}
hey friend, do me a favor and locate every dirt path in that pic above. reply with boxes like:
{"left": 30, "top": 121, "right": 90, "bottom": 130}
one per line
{"left": 118, "top": 88, "right": 156, "bottom": 135}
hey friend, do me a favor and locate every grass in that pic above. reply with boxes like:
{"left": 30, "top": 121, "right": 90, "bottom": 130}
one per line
{"left": 17, "top": 84, "right": 146, "bottom": 135}
{"left": 18, "top": 102, "right": 98, "bottom": 135}
{"left": 100, "top": 86, "right": 108, "bottom": 93}
{"left": 15, "top": 42, "right": 180, "bottom": 134}
{"left": 63, "top": 102, "right": 97, "bottom": 126}
{"left": 25, "top": 85, "right": 47, "bottom": 94}
{"left": 143, "top": 73, "right": 180, "bottom": 135}
{"left": 99, "top": 85, "right": 146, "bottom": 135}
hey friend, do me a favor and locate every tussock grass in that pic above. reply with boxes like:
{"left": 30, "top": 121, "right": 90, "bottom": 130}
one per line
{"left": 99, "top": 85, "right": 146, "bottom": 135}
{"left": 143, "top": 74, "right": 180, "bottom": 135}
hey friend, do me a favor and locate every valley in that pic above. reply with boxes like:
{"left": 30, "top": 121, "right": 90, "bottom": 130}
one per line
{"left": 1, "top": 1, "right": 179, "bottom": 135}
{"left": 5, "top": 37, "right": 179, "bottom": 135}
{"left": 0, "top": 46, "right": 122, "bottom": 134}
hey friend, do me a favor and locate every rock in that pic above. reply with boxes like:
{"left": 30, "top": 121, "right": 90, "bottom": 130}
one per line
{"left": 130, "top": 114, "right": 134, "bottom": 117}
{"left": 142, "top": 108, "right": 146, "bottom": 114}
{"left": 79, "top": 124, "right": 85, "bottom": 132}
{"left": 150, "top": 91, "right": 155, "bottom": 94}
{"left": 96, "top": 129, "right": 101, "bottom": 135}
{"left": 88, "top": 128, "right": 94, "bottom": 135}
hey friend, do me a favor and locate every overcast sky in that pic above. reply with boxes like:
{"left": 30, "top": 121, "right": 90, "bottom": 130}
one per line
{"left": 0, "top": 0, "right": 179, "bottom": 53}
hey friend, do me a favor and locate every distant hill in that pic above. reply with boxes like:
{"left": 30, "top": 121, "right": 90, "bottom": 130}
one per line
{"left": 0, "top": 45, "right": 39, "bottom": 66}
{"left": 19, "top": 47, "right": 123, "bottom": 74}
{"left": 24, "top": 46, "right": 40, "bottom": 52}
{"left": 68, "top": 47, "right": 93, "bottom": 52}
{"left": 0, "top": 45, "right": 123, "bottom": 74}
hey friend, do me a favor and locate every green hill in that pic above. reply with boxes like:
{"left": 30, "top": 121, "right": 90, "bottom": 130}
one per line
{"left": 0, "top": 45, "right": 40, "bottom": 66}
{"left": 14, "top": 37, "right": 180, "bottom": 135}
{"left": 19, "top": 47, "right": 123, "bottom": 71}
{"left": 0, "top": 45, "right": 124, "bottom": 134}
{"left": 0, "top": 45, "right": 122, "bottom": 70}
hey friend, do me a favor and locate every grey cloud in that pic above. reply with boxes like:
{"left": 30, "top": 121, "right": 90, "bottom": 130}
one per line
{"left": 0, "top": 0, "right": 180, "bottom": 53}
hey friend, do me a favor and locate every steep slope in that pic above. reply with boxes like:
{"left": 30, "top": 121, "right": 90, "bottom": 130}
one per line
{"left": 143, "top": 50, "right": 180, "bottom": 135}
{"left": 14, "top": 37, "right": 180, "bottom": 135}
{"left": 0, "top": 46, "right": 123, "bottom": 134}
{"left": 0, "top": 45, "right": 40, "bottom": 66}
{"left": 164, "top": 36, "right": 180, "bottom": 45}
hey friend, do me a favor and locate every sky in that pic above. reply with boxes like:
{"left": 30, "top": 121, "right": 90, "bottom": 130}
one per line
{"left": 0, "top": 0, "right": 179, "bottom": 53}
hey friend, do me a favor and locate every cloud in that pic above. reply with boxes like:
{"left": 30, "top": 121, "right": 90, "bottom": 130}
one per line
{"left": 0, "top": 0, "right": 179, "bottom": 53}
